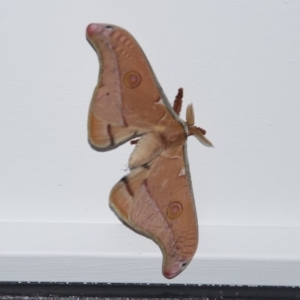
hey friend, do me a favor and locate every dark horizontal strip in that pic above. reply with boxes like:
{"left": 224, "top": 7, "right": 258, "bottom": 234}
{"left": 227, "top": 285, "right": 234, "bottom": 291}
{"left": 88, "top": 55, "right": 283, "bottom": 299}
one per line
{"left": 0, "top": 282, "right": 299, "bottom": 299}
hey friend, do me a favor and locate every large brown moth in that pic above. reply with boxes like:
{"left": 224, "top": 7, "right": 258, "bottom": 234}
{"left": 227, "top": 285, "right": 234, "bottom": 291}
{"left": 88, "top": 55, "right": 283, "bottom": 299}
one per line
{"left": 86, "top": 23, "right": 213, "bottom": 279}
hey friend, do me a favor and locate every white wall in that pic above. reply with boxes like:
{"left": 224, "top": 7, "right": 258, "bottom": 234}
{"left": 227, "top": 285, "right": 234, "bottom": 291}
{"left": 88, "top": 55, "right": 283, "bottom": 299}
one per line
{"left": 0, "top": 0, "right": 300, "bottom": 285}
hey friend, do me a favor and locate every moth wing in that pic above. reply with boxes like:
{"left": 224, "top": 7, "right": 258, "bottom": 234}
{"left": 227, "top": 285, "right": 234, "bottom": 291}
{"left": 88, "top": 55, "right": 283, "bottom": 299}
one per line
{"left": 86, "top": 24, "right": 181, "bottom": 151}
{"left": 110, "top": 144, "right": 198, "bottom": 279}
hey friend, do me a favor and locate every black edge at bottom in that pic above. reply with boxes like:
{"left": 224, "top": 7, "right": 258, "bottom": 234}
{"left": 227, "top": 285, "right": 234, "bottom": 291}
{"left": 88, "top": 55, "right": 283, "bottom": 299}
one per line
{"left": 0, "top": 282, "right": 299, "bottom": 299}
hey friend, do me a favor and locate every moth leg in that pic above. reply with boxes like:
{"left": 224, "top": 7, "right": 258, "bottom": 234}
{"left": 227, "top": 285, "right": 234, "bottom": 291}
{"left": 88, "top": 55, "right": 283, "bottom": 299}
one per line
{"left": 186, "top": 103, "right": 195, "bottom": 126}
{"left": 172, "top": 88, "right": 183, "bottom": 116}
{"left": 189, "top": 126, "right": 213, "bottom": 147}
{"left": 130, "top": 138, "right": 139, "bottom": 145}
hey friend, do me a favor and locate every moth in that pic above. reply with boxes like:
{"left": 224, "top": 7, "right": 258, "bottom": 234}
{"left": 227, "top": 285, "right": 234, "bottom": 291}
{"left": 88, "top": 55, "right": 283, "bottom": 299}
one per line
{"left": 86, "top": 23, "right": 212, "bottom": 279}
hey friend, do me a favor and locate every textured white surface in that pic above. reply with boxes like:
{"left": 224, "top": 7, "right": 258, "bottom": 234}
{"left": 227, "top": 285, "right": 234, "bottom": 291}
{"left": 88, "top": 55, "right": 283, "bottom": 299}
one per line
{"left": 1, "top": 222, "right": 300, "bottom": 285}
{"left": 0, "top": 0, "right": 300, "bottom": 285}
